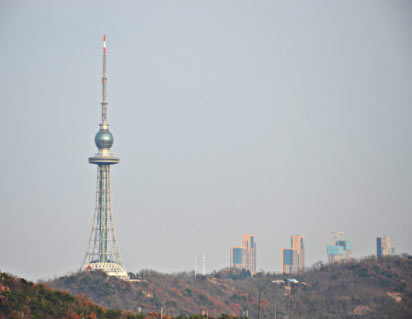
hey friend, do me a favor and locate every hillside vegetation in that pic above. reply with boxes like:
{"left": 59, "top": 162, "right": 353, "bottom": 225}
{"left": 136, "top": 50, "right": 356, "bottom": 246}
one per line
{"left": 0, "top": 272, "right": 240, "bottom": 319}
{"left": 46, "top": 256, "right": 412, "bottom": 319}
{"left": 0, "top": 271, "right": 145, "bottom": 319}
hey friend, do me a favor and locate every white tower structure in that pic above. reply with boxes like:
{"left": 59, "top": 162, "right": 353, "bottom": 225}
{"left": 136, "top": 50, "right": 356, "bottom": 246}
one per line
{"left": 81, "top": 36, "right": 128, "bottom": 279}
{"left": 202, "top": 253, "right": 206, "bottom": 276}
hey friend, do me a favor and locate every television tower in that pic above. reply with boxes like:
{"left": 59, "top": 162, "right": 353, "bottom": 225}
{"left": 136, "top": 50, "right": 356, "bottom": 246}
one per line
{"left": 81, "top": 36, "right": 128, "bottom": 279}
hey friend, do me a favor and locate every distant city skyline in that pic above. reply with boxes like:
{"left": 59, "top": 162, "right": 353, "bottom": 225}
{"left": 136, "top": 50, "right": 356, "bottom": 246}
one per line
{"left": 1, "top": 1, "right": 412, "bottom": 281}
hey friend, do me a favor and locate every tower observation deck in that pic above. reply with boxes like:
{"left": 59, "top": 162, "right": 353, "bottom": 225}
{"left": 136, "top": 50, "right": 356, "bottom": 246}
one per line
{"left": 81, "top": 36, "right": 128, "bottom": 279}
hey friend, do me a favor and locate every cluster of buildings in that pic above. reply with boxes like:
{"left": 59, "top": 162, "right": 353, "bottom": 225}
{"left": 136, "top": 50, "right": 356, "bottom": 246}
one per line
{"left": 327, "top": 239, "right": 352, "bottom": 263}
{"left": 230, "top": 234, "right": 257, "bottom": 274}
{"left": 229, "top": 234, "right": 307, "bottom": 275}
{"left": 377, "top": 236, "right": 396, "bottom": 257}
{"left": 229, "top": 234, "right": 396, "bottom": 275}
{"left": 280, "top": 235, "right": 304, "bottom": 274}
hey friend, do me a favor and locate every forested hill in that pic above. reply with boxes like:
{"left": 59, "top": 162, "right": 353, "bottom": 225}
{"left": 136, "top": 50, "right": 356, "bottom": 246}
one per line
{"left": 0, "top": 271, "right": 144, "bottom": 319}
{"left": 46, "top": 256, "right": 412, "bottom": 319}
{"left": 0, "top": 272, "right": 239, "bottom": 319}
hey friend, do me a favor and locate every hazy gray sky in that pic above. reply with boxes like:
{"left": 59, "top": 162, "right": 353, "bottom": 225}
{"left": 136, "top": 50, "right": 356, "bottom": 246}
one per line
{"left": 1, "top": 0, "right": 412, "bottom": 281}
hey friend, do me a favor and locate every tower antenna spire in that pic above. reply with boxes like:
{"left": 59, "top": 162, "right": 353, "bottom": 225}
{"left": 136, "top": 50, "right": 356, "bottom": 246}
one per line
{"left": 102, "top": 35, "right": 108, "bottom": 126}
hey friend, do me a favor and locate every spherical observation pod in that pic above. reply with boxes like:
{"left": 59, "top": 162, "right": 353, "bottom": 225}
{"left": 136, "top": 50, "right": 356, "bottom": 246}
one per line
{"left": 95, "top": 129, "right": 114, "bottom": 149}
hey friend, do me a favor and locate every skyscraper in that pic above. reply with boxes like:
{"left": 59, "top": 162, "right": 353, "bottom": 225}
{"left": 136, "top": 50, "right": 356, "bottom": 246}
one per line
{"left": 280, "top": 235, "right": 304, "bottom": 274}
{"left": 280, "top": 248, "right": 298, "bottom": 274}
{"left": 81, "top": 36, "right": 128, "bottom": 279}
{"left": 230, "top": 246, "right": 245, "bottom": 271}
{"left": 242, "top": 234, "right": 256, "bottom": 274}
{"left": 291, "top": 235, "right": 304, "bottom": 273}
{"left": 230, "top": 234, "right": 256, "bottom": 274}
{"left": 377, "top": 236, "right": 395, "bottom": 257}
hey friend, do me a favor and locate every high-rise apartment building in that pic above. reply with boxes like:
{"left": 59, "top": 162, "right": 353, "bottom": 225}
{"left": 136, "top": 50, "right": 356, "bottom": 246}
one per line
{"left": 230, "top": 234, "right": 256, "bottom": 274}
{"left": 327, "top": 240, "right": 352, "bottom": 263}
{"left": 230, "top": 246, "right": 245, "bottom": 271}
{"left": 337, "top": 240, "right": 352, "bottom": 259}
{"left": 281, "top": 249, "right": 298, "bottom": 274}
{"left": 280, "top": 235, "right": 304, "bottom": 274}
{"left": 291, "top": 235, "right": 304, "bottom": 272}
{"left": 242, "top": 234, "right": 256, "bottom": 274}
{"left": 377, "top": 236, "right": 395, "bottom": 257}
